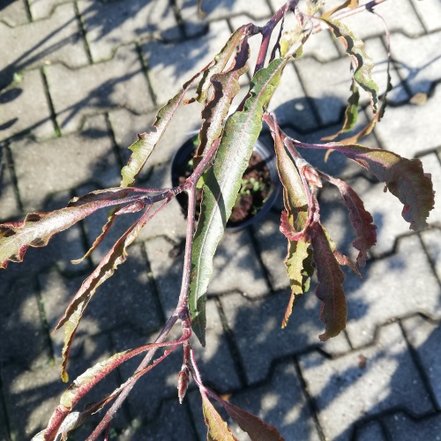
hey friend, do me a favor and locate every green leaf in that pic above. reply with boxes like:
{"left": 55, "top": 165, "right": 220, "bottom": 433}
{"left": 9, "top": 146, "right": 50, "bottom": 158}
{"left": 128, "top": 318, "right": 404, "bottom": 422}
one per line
{"left": 282, "top": 238, "right": 313, "bottom": 328}
{"left": 0, "top": 188, "right": 145, "bottom": 269}
{"left": 324, "top": 17, "right": 379, "bottom": 112}
{"left": 202, "top": 394, "right": 237, "bottom": 441}
{"left": 310, "top": 223, "right": 347, "bottom": 340}
{"left": 221, "top": 399, "right": 285, "bottom": 441}
{"left": 189, "top": 58, "right": 287, "bottom": 345}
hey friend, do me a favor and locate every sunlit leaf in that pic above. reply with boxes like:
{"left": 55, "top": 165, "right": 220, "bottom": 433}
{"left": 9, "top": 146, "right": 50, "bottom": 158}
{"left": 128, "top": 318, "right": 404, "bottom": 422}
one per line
{"left": 0, "top": 188, "right": 147, "bottom": 269}
{"left": 324, "top": 174, "right": 376, "bottom": 267}
{"left": 221, "top": 399, "right": 285, "bottom": 441}
{"left": 189, "top": 58, "right": 287, "bottom": 345}
{"left": 322, "top": 0, "right": 359, "bottom": 19}
{"left": 202, "top": 394, "right": 237, "bottom": 441}
{"left": 324, "top": 17, "right": 379, "bottom": 112}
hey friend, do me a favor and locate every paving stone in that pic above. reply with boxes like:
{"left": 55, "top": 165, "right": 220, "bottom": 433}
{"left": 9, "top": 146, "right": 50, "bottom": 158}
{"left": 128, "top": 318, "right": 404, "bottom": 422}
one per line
{"left": 252, "top": 212, "right": 290, "bottom": 291}
{"left": 178, "top": 0, "right": 272, "bottom": 23}
{"left": 335, "top": 0, "right": 424, "bottom": 40}
{"left": 219, "top": 290, "right": 351, "bottom": 384}
{"left": 421, "top": 228, "right": 441, "bottom": 280}
{"left": 411, "top": 0, "right": 441, "bottom": 32}
{"left": 78, "top": 0, "right": 179, "bottom": 63}
{"left": 142, "top": 20, "right": 232, "bottom": 105}
{"left": 189, "top": 360, "right": 321, "bottom": 441}
{"left": 121, "top": 398, "right": 198, "bottom": 441}
{"left": 384, "top": 412, "right": 441, "bottom": 441}
{"left": 2, "top": 361, "right": 64, "bottom": 440}
{"left": 0, "top": 3, "right": 88, "bottom": 90}
{"left": 402, "top": 315, "right": 441, "bottom": 408}
{"left": 11, "top": 114, "right": 120, "bottom": 210}
{"left": 356, "top": 420, "right": 387, "bottom": 441}
{"left": 0, "top": 275, "right": 50, "bottom": 368}
{"left": 0, "top": 147, "right": 20, "bottom": 220}
{"left": 109, "top": 99, "right": 203, "bottom": 168}
{"left": 376, "top": 88, "right": 441, "bottom": 158}
{"left": 45, "top": 44, "right": 152, "bottom": 134}
{"left": 0, "top": 395, "right": 10, "bottom": 441}
{"left": 0, "top": 0, "right": 29, "bottom": 26}
{"left": 0, "top": 70, "right": 53, "bottom": 141}
{"left": 209, "top": 228, "right": 269, "bottom": 297}
{"left": 344, "top": 235, "right": 441, "bottom": 347}
{"left": 391, "top": 31, "right": 441, "bottom": 97}
{"left": 29, "top": 0, "right": 68, "bottom": 20}
{"left": 299, "top": 323, "right": 433, "bottom": 441}
{"left": 419, "top": 153, "right": 441, "bottom": 225}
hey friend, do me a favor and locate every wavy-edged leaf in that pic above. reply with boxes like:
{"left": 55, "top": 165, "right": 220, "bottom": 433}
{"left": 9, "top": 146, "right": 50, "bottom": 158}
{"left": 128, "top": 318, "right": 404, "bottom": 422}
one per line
{"left": 325, "top": 175, "right": 376, "bottom": 267}
{"left": 55, "top": 208, "right": 152, "bottom": 382}
{"left": 310, "top": 222, "right": 347, "bottom": 340}
{"left": 189, "top": 58, "right": 287, "bottom": 345}
{"left": 43, "top": 342, "right": 179, "bottom": 441}
{"left": 202, "top": 394, "right": 237, "bottom": 441}
{"left": 220, "top": 399, "right": 285, "bottom": 441}
{"left": 324, "top": 18, "right": 379, "bottom": 112}
{"left": 194, "top": 24, "right": 252, "bottom": 104}
{"left": 0, "top": 188, "right": 146, "bottom": 269}
{"left": 322, "top": 79, "right": 360, "bottom": 141}
{"left": 266, "top": 114, "right": 313, "bottom": 326}
{"left": 195, "top": 41, "right": 249, "bottom": 161}
{"left": 329, "top": 145, "right": 434, "bottom": 230}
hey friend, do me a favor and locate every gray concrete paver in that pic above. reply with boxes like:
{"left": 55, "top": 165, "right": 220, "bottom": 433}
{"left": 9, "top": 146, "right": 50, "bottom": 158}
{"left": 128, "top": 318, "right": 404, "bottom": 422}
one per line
{"left": 383, "top": 411, "right": 441, "bottom": 441}
{"left": 0, "top": 70, "right": 53, "bottom": 141}
{"left": 0, "top": 0, "right": 29, "bottom": 26}
{"left": 29, "top": 0, "right": 70, "bottom": 20}
{"left": 10, "top": 114, "right": 120, "bottom": 210}
{"left": 0, "top": 148, "right": 20, "bottom": 220}
{"left": 78, "top": 0, "right": 179, "bottom": 63}
{"left": 410, "top": 0, "right": 441, "bottom": 32}
{"left": 344, "top": 234, "right": 441, "bottom": 347}
{"left": 45, "top": 44, "right": 153, "bottom": 134}
{"left": 356, "top": 420, "right": 387, "bottom": 441}
{"left": 401, "top": 315, "right": 441, "bottom": 408}
{"left": 0, "top": 3, "right": 89, "bottom": 89}
{"left": 299, "top": 323, "right": 434, "bottom": 441}
{"left": 220, "top": 290, "right": 351, "bottom": 384}
{"left": 421, "top": 228, "right": 441, "bottom": 280}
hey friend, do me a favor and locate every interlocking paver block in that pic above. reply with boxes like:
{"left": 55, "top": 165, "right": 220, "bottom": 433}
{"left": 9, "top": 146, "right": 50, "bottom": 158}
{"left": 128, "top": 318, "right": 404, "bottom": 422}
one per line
{"left": 299, "top": 323, "right": 433, "bottom": 441}
{"left": 421, "top": 228, "right": 441, "bottom": 280}
{"left": 78, "top": 0, "right": 179, "bottom": 63}
{"left": 0, "top": 147, "right": 20, "bottom": 220}
{"left": 209, "top": 229, "right": 269, "bottom": 297}
{"left": 0, "top": 0, "right": 29, "bottom": 26}
{"left": 391, "top": 31, "right": 441, "bottom": 96}
{"left": 220, "top": 291, "right": 351, "bottom": 383}
{"left": 402, "top": 315, "right": 441, "bottom": 407}
{"left": 0, "top": 70, "right": 53, "bottom": 141}
{"left": 10, "top": 114, "right": 120, "bottom": 210}
{"left": 45, "top": 44, "right": 153, "bottom": 133}
{"left": 384, "top": 412, "right": 441, "bottom": 441}
{"left": 109, "top": 101, "right": 202, "bottom": 167}
{"left": 356, "top": 420, "right": 387, "bottom": 441}
{"left": 376, "top": 87, "right": 441, "bottom": 158}
{"left": 344, "top": 235, "right": 440, "bottom": 347}
{"left": 29, "top": 0, "right": 69, "bottom": 20}
{"left": 411, "top": 0, "right": 441, "bottom": 32}
{"left": 0, "top": 275, "right": 49, "bottom": 368}
{"left": 2, "top": 362, "right": 63, "bottom": 440}
{"left": 141, "top": 20, "right": 232, "bottom": 105}
{"left": 0, "top": 3, "right": 88, "bottom": 89}
{"left": 121, "top": 398, "right": 198, "bottom": 441}
{"left": 178, "top": 0, "right": 271, "bottom": 22}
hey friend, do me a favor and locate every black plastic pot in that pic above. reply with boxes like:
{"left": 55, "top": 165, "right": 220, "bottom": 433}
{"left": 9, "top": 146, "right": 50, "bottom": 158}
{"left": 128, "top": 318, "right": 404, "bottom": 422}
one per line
{"left": 171, "top": 134, "right": 280, "bottom": 231}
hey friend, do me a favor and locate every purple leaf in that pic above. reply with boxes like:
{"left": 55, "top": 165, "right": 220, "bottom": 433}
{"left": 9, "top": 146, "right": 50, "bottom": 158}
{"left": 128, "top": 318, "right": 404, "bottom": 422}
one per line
{"left": 310, "top": 222, "right": 347, "bottom": 341}
{"left": 325, "top": 175, "right": 376, "bottom": 267}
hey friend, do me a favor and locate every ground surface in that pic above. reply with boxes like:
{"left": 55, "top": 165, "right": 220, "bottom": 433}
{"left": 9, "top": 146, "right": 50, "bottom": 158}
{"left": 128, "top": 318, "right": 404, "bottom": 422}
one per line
{"left": 0, "top": 0, "right": 440, "bottom": 440}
